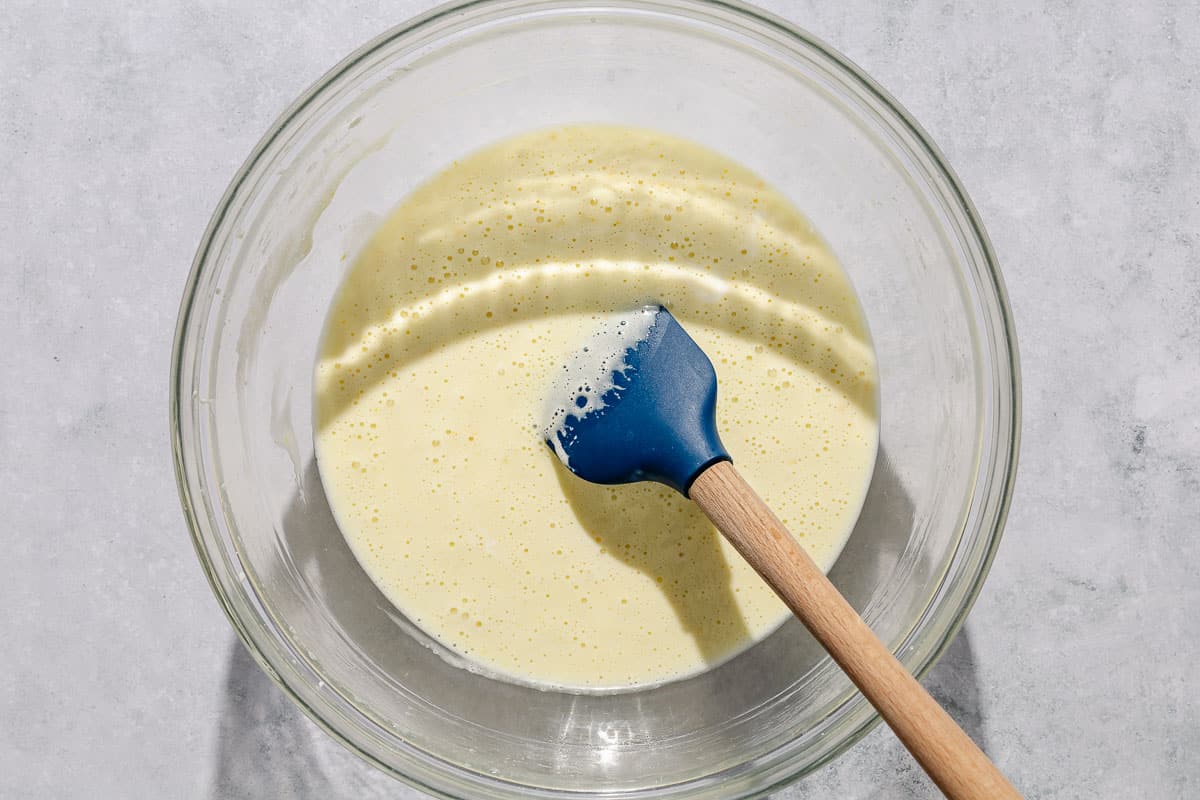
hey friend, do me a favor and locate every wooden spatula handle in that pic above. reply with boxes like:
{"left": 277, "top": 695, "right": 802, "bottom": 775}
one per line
{"left": 689, "top": 461, "right": 1021, "bottom": 800}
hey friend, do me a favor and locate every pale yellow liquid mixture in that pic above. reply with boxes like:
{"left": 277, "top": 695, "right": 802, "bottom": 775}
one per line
{"left": 315, "top": 126, "right": 878, "bottom": 690}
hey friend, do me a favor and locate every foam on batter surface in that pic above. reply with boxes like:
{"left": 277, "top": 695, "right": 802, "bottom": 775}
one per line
{"left": 314, "top": 126, "right": 878, "bottom": 690}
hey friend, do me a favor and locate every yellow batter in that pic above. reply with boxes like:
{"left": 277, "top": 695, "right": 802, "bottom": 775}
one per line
{"left": 315, "top": 126, "right": 878, "bottom": 690}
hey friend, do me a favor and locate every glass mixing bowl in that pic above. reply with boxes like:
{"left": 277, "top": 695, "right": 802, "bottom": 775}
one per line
{"left": 171, "top": 0, "right": 1019, "bottom": 796}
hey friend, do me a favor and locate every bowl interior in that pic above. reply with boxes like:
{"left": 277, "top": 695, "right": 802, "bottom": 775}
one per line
{"left": 174, "top": 1, "right": 1016, "bottom": 797}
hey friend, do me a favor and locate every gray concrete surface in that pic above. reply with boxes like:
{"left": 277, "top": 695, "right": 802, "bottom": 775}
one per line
{"left": 2, "top": 1, "right": 1198, "bottom": 797}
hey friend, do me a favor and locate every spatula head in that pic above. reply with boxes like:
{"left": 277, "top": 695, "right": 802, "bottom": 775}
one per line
{"left": 544, "top": 306, "right": 730, "bottom": 495}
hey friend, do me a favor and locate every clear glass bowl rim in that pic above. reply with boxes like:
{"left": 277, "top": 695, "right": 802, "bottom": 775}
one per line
{"left": 170, "top": 0, "right": 1021, "bottom": 797}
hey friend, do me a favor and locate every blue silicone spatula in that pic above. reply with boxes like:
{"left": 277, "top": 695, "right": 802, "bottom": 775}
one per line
{"left": 545, "top": 305, "right": 1020, "bottom": 800}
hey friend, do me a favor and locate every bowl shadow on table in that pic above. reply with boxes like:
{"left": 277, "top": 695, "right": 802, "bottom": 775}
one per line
{"left": 210, "top": 450, "right": 988, "bottom": 799}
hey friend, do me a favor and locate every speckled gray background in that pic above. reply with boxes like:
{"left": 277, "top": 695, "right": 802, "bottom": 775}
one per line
{"left": 2, "top": 1, "right": 1198, "bottom": 797}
